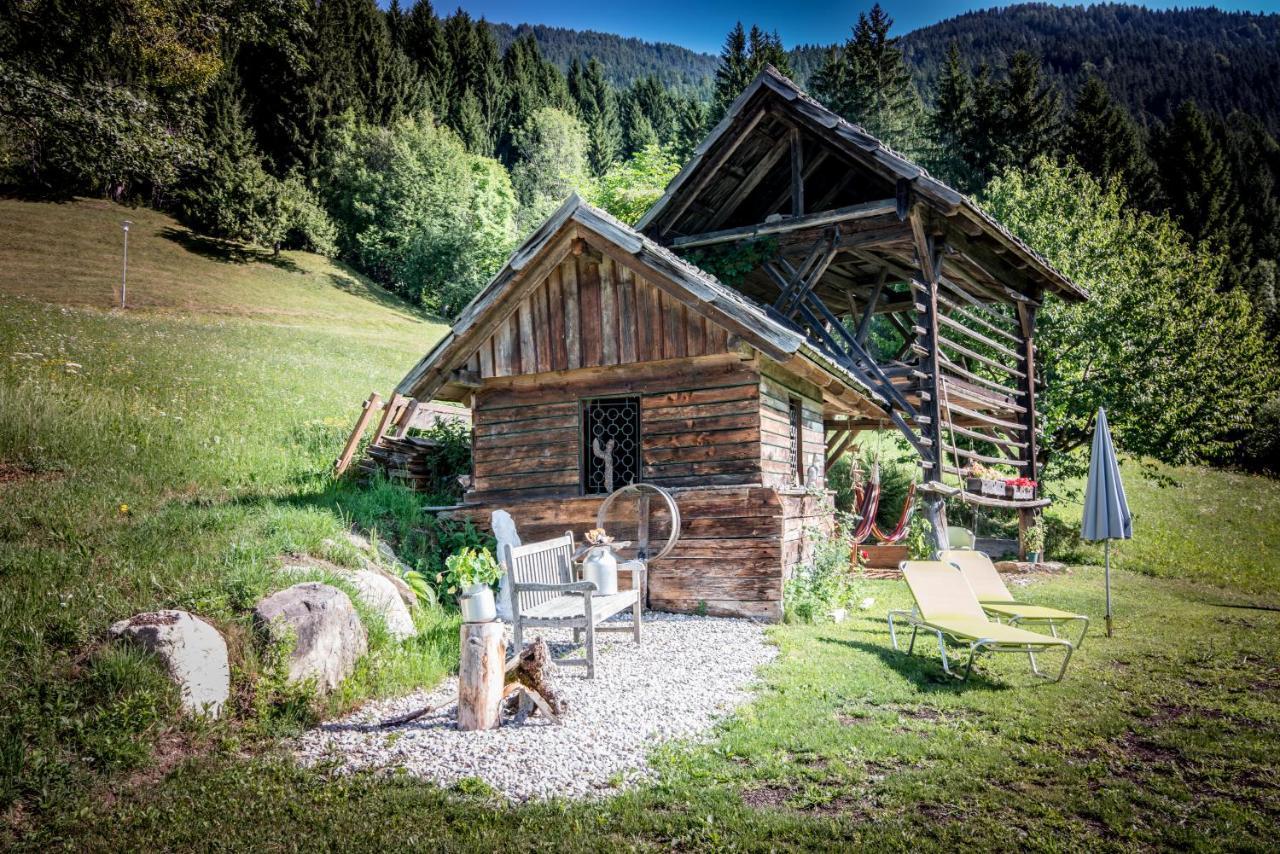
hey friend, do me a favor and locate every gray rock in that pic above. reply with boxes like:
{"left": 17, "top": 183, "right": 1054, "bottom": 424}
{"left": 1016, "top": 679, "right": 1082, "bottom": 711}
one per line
{"left": 110, "top": 610, "right": 229, "bottom": 718}
{"left": 350, "top": 570, "right": 416, "bottom": 641}
{"left": 254, "top": 583, "right": 367, "bottom": 692}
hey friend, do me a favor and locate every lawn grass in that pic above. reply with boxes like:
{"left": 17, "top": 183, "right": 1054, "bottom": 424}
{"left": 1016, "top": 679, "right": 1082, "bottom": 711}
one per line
{"left": 3, "top": 198, "right": 1278, "bottom": 849}
{"left": 1048, "top": 462, "right": 1280, "bottom": 603}
{"left": 22, "top": 570, "right": 1280, "bottom": 850}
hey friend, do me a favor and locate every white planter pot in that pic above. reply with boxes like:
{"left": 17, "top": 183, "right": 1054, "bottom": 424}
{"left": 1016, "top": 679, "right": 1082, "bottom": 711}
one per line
{"left": 582, "top": 547, "right": 618, "bottom": 595}
{"left": 1011, "top": 486, "right": 1034, "bottom": 500}
{"left": 459, "top": 583, "right": 496, "bottom": 623}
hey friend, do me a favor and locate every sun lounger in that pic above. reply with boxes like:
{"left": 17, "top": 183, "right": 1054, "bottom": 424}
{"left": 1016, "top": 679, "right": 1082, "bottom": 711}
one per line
{"left": 888, "top": 561, "right": 1075, "bottom": 682}
{"left": 939, "top": 549, "right": 1089, "bottom": 646}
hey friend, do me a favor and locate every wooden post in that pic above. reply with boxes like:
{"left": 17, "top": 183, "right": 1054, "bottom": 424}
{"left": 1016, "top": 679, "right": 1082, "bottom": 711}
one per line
{"left": 334, "top": 392, "right": 381, "bottom": 476}
{"left": 369, "top": 393, "right": 408, "bottom": 449}
{"left": 912, "top": 206, "right": 949, "bottom": 549}
{"left": 457, "top": 621, "right": 504, "bottom": 731}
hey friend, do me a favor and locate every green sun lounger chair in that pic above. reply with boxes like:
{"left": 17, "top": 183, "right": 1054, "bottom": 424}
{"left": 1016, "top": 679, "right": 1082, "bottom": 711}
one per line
{"left": 888, "top": 561, "right": 1076, "bottom": 682}
{"left": 939, "top": 549, "right": 1090, "bottom": 647}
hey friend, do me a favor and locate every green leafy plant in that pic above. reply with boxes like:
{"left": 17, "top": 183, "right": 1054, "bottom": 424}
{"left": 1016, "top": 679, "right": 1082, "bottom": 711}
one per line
{"left": 438, "top": 547, "right": 501, "bottom": 596}
{"left": 683, "top": 238, "right": 779, "bottom": 287}
{"left": 905, "top": 515, "right": 934, "bottom": 561}
{"left": 1024, "top": 517, "right": 1046, "bottom": 554}
{"left": 784, "top": 523, "right": 865, "bottom": 624}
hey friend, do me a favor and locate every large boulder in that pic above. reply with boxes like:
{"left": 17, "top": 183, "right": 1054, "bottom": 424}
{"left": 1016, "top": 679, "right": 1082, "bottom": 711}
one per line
{"left": 109, "top": 610, "right": 229, "bottom": 718}
{"left": 349, "top": 570, "right": 415, "bottom": 641}
{"left": 254, "top": 583, "right": 367, "bottom": 692}
{"left": 336, "top": 531, "right": 418, "bottom": 610}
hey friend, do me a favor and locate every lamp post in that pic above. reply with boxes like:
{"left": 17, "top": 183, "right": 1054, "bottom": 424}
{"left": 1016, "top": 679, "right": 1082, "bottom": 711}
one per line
{"left": 120, "top": 220, "right": 132, "bottom": 309}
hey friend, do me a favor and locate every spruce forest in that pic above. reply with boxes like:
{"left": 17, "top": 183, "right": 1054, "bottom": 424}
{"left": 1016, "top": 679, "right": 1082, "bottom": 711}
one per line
{"left": 1, "top": 0, "right": 1277, "bottom": 474}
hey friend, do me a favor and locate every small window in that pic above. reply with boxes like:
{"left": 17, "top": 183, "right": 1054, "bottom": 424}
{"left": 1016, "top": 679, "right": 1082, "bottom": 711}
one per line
{"left": 789, "top": 398, "right": 804, "bottom": 486}
{"left": 581, "top": 396, "right": 641, "bottom": 495}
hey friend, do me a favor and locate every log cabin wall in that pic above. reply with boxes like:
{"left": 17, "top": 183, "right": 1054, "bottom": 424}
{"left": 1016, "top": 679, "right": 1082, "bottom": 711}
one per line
{"left": 469, "top": 354, "right": 763, "bottom": 501}
{"left": 442, "top": 485, "right": 788, "bottom": 620}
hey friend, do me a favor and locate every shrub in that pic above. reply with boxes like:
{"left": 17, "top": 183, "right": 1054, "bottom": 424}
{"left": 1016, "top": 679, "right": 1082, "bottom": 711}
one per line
{"left": 784, "top": 523, "right": 864, "bottom": 624}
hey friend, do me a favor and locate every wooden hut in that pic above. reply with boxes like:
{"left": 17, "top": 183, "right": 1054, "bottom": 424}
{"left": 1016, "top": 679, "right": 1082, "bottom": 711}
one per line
{"left": 389, "top": 67, "right": 1089, "bottom": 620}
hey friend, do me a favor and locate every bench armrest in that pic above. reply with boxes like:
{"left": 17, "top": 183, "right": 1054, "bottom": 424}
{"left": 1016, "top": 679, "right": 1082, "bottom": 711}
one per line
{"left": 616, "top": 560, "right": 647, "bottom": 577}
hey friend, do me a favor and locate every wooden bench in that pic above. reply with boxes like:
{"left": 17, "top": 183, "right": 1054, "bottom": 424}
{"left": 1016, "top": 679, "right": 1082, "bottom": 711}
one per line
{"left": 501, "top": 532, "right": 644, "bottom": 679}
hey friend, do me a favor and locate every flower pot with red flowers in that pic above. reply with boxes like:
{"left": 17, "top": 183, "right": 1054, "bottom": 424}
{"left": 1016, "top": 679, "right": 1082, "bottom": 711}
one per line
{"left": 1004, "top": 477, "right": 1037, "bottom": 501}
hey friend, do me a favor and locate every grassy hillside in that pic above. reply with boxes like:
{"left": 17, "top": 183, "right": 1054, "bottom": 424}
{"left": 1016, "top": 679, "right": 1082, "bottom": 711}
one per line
{"left": 0, "top": 198, "right": 457, "bottom": 831}
{"left": 2, "top": 197, "right": 1277, "bottom": 847}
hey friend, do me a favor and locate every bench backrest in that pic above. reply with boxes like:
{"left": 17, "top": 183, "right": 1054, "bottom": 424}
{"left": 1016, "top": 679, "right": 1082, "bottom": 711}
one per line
{"left": 502, "top": 532, "right": 575, "bottom": 612}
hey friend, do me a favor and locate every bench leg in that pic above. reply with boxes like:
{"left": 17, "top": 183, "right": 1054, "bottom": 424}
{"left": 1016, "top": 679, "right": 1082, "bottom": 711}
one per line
{"left": 584, "top": 619, "right": 596, "bottom": 679}
{"left": 512, "top": 618, "right": 523, "bottom": 657}
{"left": 632, "top": 595, "right": 642, "bottom": 644}
{"left": 573, "top": 627, "right": 581, "bottom": 645}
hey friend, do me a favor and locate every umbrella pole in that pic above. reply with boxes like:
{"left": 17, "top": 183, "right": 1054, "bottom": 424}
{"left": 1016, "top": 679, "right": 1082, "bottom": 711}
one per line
{"left": 1104, "top": 540, "right": 1113, "bottom": 637}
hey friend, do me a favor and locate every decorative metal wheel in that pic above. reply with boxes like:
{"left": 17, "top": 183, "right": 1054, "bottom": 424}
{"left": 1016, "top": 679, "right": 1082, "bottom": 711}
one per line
{"left": 595, "top": 483, "right": 681, "bottom": 562}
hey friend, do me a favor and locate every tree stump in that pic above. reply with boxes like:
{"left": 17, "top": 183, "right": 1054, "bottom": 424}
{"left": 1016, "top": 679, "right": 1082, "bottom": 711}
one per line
{"left": 457, "top": 621, "right": 504, "bottom": 731}
{"left": 503, "top": 637, "right": 566, "bottom": 721}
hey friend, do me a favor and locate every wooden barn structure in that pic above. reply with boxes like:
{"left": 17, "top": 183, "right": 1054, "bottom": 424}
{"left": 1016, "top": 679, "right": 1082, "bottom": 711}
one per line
{"left": 390, "top": 67, "right": 1088, "bottom": 620}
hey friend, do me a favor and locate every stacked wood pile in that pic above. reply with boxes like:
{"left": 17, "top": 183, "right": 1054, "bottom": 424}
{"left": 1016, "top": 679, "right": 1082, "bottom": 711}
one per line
{"left": 358, "top": 434, "right": 443, "bottom": 491}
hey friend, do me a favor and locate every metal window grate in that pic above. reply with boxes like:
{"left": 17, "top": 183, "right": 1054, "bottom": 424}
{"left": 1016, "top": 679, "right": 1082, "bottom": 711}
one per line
{"left": 582, "top": 397, "right": 641, "bottom": 495}
{"left": 788, "top": 398, "right": 803, "bottom": 486}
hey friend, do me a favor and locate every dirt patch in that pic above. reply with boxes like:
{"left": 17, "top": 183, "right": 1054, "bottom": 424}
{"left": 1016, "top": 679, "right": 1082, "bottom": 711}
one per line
{"left": 0, "top": 461, "right": 61, "bottom": 484}
{"left": 895, "top": 705, "right": 942, "bottom": 721}
{"left": 836, "top": 712, "right": 872, "bottom": 727}
{"left": 742, "top": 783, "right": 793, "bottom": 810}
{"left": 122, "top": 612, "right": 180, "bottom": 627}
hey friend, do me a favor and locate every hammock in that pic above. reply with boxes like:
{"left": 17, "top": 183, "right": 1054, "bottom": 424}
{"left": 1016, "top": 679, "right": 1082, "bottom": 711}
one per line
{"left": 850, "top": 481, "right": 881, "bottom": 544}
{"left": 870, "top": 483, "right": 918, "bottom": 544}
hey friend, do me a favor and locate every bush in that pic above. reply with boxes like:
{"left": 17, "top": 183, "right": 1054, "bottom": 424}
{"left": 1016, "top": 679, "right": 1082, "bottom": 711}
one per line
{"left": 784, "top": 523, "right": 864, "bottom": 624}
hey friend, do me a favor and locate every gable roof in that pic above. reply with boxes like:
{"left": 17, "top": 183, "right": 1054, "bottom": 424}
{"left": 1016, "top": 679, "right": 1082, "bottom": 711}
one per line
{"left": 637, "top": 66, "right": 1088, "bottom": 303}
{"left": 395, "top": 195, "right": 882, "bottom": 406}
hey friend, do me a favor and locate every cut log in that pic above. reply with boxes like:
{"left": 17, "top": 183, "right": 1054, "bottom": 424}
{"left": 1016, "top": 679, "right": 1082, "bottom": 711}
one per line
{"left": 503, "top": 637, "right": 566, "bottom": 719}
{"left": 457, "top": 621, "right": 504, "bottom": 731}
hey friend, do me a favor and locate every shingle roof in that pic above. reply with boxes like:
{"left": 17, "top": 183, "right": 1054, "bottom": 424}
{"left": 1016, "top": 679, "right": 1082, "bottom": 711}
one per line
{"left": 395, "top": 194, "right": 877, "bottom": 402}
{"left": 636, "top": 65, "right": 1089, "bottom": 303}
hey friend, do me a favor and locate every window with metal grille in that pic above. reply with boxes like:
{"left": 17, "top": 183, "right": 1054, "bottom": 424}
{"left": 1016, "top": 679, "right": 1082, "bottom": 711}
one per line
{"left": 788, "top": 398, "right": 804, "bottom": 486}
{"left": 581, "top": 397, "right": 641, "bottom": 495}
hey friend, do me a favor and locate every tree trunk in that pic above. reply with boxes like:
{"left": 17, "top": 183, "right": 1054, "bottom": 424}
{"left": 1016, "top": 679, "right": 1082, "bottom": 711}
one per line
{"left": 457, "top": 622, "right": 504, "bottom": 731}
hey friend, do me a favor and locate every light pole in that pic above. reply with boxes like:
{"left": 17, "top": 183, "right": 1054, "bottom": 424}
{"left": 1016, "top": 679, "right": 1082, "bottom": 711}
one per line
{"left": 120, "top": 220, "right": 132, "bottom": 309}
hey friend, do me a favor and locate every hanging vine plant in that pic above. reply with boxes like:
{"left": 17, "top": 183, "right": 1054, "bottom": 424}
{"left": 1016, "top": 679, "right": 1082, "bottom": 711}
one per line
{"left": 682, "top": 237, "right": 779, "bottom": 288}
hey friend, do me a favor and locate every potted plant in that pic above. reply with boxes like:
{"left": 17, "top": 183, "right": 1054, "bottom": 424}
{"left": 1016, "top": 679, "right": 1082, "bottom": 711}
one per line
{"left": 1024, "top": 519, "right": 1046, "bottom": 564}
{"left": 439, "top": 547, "right": 502, "bottom": 623}
{"left": 1005, "top": 476, "right": 1037, "bottom": 501}
{"left": 966, "top": 462, "right": 1008, "bottom": 498}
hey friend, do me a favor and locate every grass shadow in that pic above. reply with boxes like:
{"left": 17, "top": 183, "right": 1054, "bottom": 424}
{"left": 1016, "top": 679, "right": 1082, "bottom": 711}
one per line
{"left": 817, "top": 635, "right": 1023, "bottom": 694}
{"left": 324, "top": 270, "right": 436, "bottom": 324}
{"left": 158, "top": 226, "right": 302, "bottom": 272}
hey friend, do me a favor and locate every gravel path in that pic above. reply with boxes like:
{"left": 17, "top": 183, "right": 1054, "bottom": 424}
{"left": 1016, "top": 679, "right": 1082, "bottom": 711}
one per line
{"left": 294, "top": 612, "right": 775, "bottom": 801}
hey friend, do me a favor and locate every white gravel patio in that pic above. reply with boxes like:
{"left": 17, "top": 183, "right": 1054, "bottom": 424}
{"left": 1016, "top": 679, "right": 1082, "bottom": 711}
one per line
{"left": 293, "top": 612, "right": 775, "bottom": 802}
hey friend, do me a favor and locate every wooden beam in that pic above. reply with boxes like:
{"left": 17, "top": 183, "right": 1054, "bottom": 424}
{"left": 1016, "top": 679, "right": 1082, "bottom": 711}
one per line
{"left": 855, "top": 267, "right": 888, "bottom": 345}
{"left": 765, "top": 149, "right": 827, "bottom": 215}
{"left": 334, "top": 392, "right": 382, "bottom": 476}
{"left": 670, "top": 198, "right": 897, "bottom": 249}
{"left": 790, "top": 127, "right": 804, "bottom": 217}
{"left": 1016, "top": 302, "right": 1041, "bottom": 483}
{"left": 659, "top": 107, "right": 766, "bottom": 236}
{"left": 704, "top": 131, "right": 791, "bottom": 230}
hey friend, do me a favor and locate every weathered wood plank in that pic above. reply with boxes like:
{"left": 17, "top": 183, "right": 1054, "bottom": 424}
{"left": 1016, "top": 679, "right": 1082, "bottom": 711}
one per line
{"left": 562, "top": 259, "right": 581, "bottom": 371}
{"left": 600, "top": 257, "right": 618, "bottom": 365}
{"left": 617, "top": 264, "right": 636, "bottom": 363}
{"left": 518, "top": 299, "right": 536, "bottom": 375}
{"left": 547, "top": 267, "right": 567, "bottom": 371}
{"left": 579, "top": 259, "right": 603, "bottom": 367}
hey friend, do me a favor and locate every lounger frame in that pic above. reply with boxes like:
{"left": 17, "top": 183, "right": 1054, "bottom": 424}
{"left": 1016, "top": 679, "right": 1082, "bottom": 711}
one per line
{"left": 887, "top": 607, "right": 1075, "bottom": 682}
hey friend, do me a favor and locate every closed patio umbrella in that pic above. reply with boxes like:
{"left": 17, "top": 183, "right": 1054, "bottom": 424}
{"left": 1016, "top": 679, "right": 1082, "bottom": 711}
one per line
{"left": 1082, "top": 408, "right": 1133, "bottom": 637}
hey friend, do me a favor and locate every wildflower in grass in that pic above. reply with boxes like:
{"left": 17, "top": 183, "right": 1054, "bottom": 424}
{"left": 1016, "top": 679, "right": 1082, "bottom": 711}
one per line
{"left": 119, "top": 503, "right": 130, "bottom": 515}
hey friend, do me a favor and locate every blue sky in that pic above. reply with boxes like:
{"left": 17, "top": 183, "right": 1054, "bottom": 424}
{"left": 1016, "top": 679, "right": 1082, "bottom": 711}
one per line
{"left": 417, "top": 1, "right": 1280, "bottom": 54}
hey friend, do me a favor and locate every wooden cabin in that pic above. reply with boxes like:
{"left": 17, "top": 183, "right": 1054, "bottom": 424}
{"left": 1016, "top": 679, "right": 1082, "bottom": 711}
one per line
{"left": 390, "top": 67, "right": 1089, "bottom": 620}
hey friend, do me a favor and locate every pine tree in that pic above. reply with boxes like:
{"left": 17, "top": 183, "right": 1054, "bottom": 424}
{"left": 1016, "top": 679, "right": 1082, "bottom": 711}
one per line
{"left": 400, "top": 0, "right": 451, "bottom": 112}
{"left": 570, "top": 58, "right": 621, "bottom": 176}
{"left": 623, "top": 98, "right": 658, "bottom": 155}
{"left": 712, "top": 22, "right": 793, "bottom": 123}
{"left": 926, "top": 42, "right": 972, "bottom": 187}
{"left": 1064, "top": 76, "right": 1159, "bottom": 206}
{"left": 1152, "top": 100, "right": 1245, "bottom": 258}
{"left": 812, "top": 4, "right": 926, "bottom": 160}
{"left": 673, "top": 96, "right": 708, "bottom": 158}
{"left": 712, "top": 23, "right": 749, "bottom": 118}
{"left": 994, "top": 51, "right": 1061, "bottom": 170}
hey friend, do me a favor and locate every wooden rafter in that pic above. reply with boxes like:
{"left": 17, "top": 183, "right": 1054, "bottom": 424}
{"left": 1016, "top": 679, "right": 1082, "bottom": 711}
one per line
{"left": 670, "top": 198, "right": 897, "bottom": 249}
